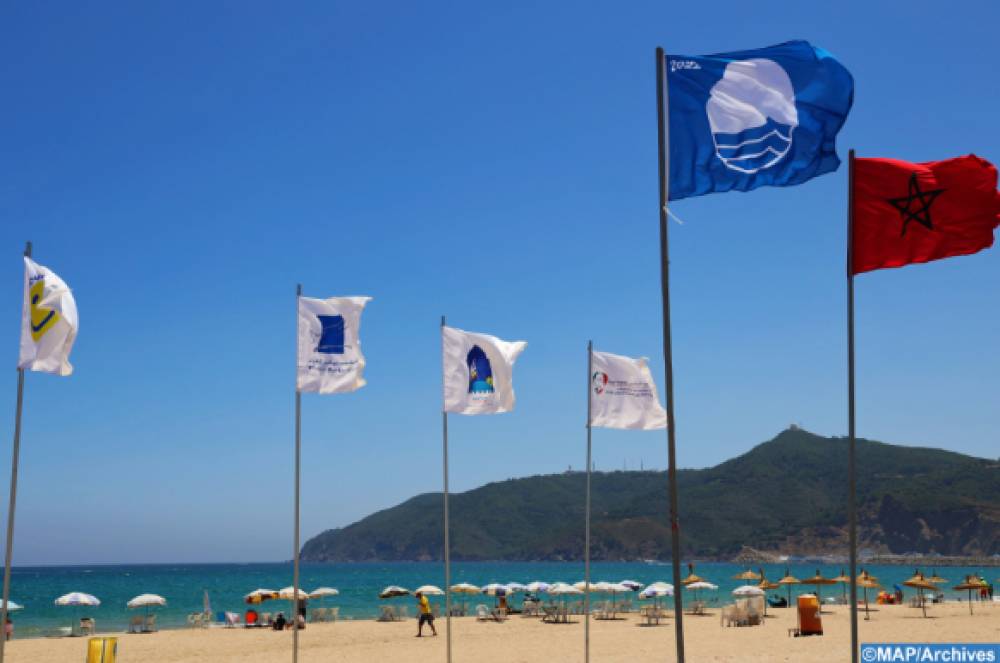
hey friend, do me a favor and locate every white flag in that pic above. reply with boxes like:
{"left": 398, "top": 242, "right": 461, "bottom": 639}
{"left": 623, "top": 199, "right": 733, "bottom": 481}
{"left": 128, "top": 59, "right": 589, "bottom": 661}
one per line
{"left": 297, "top": 296, "right": 372, "bottom": 394}
{"left": 19, "top": 257, "right": 78, "bottom": 376}
{"left": 442, "top": 325, "right": 526, "bottom": 415}
{"left": 589, "top": 350, "right": 667, "bottom": 430}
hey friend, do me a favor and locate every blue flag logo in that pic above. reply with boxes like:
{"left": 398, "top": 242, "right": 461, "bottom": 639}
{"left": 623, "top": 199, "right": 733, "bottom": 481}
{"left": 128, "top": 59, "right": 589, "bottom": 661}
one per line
{"left": 667, "top": 40, "right": 853, "bottom": 200}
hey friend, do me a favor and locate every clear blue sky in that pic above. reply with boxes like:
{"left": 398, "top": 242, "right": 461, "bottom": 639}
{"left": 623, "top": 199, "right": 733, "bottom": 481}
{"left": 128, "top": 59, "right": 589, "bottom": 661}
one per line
{"left": 1, "top": 1, "right": 997, "bottom": 565}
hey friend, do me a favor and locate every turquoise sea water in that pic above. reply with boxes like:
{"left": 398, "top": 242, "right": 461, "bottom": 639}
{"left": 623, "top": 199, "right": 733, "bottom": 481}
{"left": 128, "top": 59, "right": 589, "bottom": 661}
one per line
{"left": 3, "top": 561, "right": 996, "bottom": 639}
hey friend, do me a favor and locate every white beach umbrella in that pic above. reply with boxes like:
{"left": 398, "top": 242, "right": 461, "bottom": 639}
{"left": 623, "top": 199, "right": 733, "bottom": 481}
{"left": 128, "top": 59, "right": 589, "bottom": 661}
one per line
{"left": 126, "top": 594, "right": 166, "bottom": 609}
{"left": 378, "top": 586, "right": 410, "bottom": 599}
{"left": 0, "top": 601, "right": 22, "bottom": 612}
{"left": 450, "top": 583, "right": 481, "bottom": 594}
{"left": 685, "top": 581, "right": 718, "bottom": 591}
{"left": 414, "top": 585, "right": 445, "bottom": 596}
{"left": 731, "top": 585, "right": 765, "bottom": 597}
{"left": 525, "top": 581, "right": 550, "bottom": 593}
{"left": 481, "top": 583, "right": 509, "bottom": 596}
{"left": 639, "top": 586, "right": 673, "bottom": 599}
{"left": 309, "top": 587, "right": 339, "bottom": 599}
{"left": 505, "top": 582, "right": 527, "bottom": 593}
{"left": 646, "top": 582, "right": 674, "bottom": 593}
{"left": 54, "top": 592, "right": 100, "bottom": 607}
{"left": 573, "top": 581, "right": 602, "bottom": 592}
{"left": 547, "top": 582, "right": 583, "bottom": 596}
{"left": 279, "top": 586, "right": 310, "bottom": 600}
{"left": 619, "top": 580, "right": 643, "bottom": 591}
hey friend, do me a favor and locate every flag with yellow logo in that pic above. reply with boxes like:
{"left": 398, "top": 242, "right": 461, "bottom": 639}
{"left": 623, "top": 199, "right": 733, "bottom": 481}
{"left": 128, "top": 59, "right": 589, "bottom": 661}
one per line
{"left": 18, "top": 257, "right": 78, "bottom": 376}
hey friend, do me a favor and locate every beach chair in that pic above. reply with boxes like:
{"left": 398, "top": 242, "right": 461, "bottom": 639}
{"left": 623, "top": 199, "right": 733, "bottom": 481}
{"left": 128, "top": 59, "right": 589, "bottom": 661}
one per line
{"left": 186, "top": 613, "right": 198, "bottom": 628}
{"left": 541, "top": 605, "right": 558, "bottom": 623}
{"left": 79, "top": 618, "right": 96, "bottom": 636}
{"left": 395, "top": 606, "right": 408, "bottom": 620}
{"left": 260, "top": 612, "right": 272, "bottom": 627}
{"left": 224, "top": 612, "right": 240, "bottom": 628}
{"left": 128, "top": 616, "right": 143, "bottom": 633}
{"left": 328, "top": 607, "right": 339, "bottom": 622}
{"left": 476, "top": 604, "right": 491, "bottom": 622}
{"left": 310, "top": 608, "right": 324, "bottom": 623}
{"left": 143, "top": 615, "right": 157, "bottom": 633}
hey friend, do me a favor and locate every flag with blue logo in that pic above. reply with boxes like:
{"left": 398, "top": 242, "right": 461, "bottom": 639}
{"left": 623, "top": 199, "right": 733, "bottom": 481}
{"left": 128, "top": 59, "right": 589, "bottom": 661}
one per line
{"left": 442, "top": 325, "right": 526, "bottom": 415}
{"left": 297, "top": 296, "right": 372, "bottom": 394}
{"left": 666, "top": 40, "right": 853, "bottom": 200}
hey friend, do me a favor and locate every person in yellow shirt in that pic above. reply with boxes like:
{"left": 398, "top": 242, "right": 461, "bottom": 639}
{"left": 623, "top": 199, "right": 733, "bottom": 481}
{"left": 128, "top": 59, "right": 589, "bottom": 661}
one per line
{"left": 415, "top": 591, "right": 437, "bottom": 637}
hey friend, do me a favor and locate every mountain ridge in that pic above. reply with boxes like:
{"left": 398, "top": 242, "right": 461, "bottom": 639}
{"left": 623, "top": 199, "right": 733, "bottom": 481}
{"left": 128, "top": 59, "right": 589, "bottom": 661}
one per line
{"left": 301, "top": 428, "right": 1000, "bottom": 562}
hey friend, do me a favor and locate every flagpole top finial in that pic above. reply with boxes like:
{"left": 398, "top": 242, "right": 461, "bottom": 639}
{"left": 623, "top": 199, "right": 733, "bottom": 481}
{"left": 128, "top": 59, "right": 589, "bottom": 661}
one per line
{"left": 23, "top": 241, "right": 32, "bottom": 258}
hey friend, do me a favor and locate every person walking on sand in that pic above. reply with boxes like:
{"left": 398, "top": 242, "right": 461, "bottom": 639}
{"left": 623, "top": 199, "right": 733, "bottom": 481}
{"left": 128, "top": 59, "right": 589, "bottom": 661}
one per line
{"left": 415, "top": 591, "right": 437, "bottom": 637}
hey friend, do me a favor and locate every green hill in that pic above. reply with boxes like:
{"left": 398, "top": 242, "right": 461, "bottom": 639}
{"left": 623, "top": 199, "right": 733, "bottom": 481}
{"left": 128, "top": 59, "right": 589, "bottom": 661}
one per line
{"left": 300, "top": 428, "right": 1000, "bottom": 562}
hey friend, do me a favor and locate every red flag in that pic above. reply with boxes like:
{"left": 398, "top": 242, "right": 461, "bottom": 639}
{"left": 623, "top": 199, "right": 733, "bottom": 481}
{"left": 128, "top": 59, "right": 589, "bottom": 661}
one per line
{"left": 851, "top": 155, "right": 1000, "bottom": 275}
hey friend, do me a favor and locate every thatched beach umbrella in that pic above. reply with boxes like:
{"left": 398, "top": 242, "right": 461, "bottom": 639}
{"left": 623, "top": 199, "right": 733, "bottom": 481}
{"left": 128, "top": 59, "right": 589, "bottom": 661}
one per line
{"left": 732, "top": 569, "right": 761, "bottom": 582}
{"left": 902, "top": 572, "right": 936, "bottom": 618}
{"left": 777, "top": 570, "right": 800, "bottom": 607}
{"left": 953, "top": 576, "right": 984, "bottom": 615}
{"left": 830, "top": 569, "right": 851, "bottom": 603}
{"left": 856, "top": 571, "right": 880, "bottom": 621}
{"left": 801, "top": 570, "right": 837, "bottom": 609}
{"left": 926, "top": 570, "right": 948, "bottom": 585}
{"left": 681, "top": 563, "right": 705, "bottom": 586}
{"left": 757, "top": 576, "right": 779, "bottom": 617}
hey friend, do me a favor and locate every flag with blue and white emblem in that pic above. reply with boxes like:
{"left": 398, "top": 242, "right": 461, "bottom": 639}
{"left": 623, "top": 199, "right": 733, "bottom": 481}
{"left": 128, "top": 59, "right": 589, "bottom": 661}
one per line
{"left": 297, "top": 296, "right": 372, "bottom": 394}
{"left": 666, "top": 40, "right": 853, "bottom": 200}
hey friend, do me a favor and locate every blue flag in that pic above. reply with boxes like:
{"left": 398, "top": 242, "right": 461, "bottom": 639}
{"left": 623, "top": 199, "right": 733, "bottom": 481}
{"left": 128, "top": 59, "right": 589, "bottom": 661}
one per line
{"left": 666, "top": 40, "right": 853, "bottom": 200}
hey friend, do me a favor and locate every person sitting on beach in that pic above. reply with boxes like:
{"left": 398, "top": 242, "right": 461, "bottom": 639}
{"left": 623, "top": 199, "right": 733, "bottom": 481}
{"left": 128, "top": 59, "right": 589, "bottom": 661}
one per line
{"left": 273, "top": 612, "right": 286, "bottom": 631}
{"left": 415, "top": 591, "right": 437, "bottom": 637}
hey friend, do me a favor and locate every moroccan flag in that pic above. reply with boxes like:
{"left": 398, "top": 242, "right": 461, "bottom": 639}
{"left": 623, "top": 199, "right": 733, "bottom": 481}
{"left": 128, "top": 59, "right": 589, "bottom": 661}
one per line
{"left": 851, "top": 155, "right": 1000, "bottom": 275}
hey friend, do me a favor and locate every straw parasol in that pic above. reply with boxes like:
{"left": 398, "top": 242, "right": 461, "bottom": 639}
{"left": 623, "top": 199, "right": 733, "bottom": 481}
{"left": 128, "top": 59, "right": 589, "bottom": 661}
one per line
{"left": 732, "top": 569, "right": 761, "bottom": 582}
{"left": 757, "top": 575, "right": 779, "bottom": 617}
{"left": 681, "top": 563, "right": 705, "bottom": 586}
{"left": 953, "top": 575, "right": 984, "bottom": 615}
{"left": 902, "top": 571, "right": 936, "bottom": 618}
{"left": 830, "top": 569, "right": 852, "bottom": 603}
{"left": 856, "top": 571, "right": 880, "bottom": 621}
{"left": 777, "top": 569, "right": 800, "bottom": 607}
{"left": 926, "top": 570, "right": 948, "bottom": 585}
{"left": 801, "top": 570, "right": 837, "bottom": 609}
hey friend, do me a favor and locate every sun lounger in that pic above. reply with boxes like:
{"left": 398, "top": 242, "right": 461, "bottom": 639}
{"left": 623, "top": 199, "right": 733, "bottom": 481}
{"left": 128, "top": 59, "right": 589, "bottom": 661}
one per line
{"left": 224, "top": 612, "right": 240, "bottom": 628}
{"left": 128, "top": 616, "right": 143, "bottom": 634}
{"left": 142, "top": 615, "right": 157, "bottom": 633}
{"left": 310, "top": 608, "right": 325, "bottom": 623}
{"left": 260, "top": 612, "right": 272, "bottom": 627}
{"left": 377, "top": 606, "right": 395, "bottom": 622}
{"left": 328, "top": 607, "right": 339, "bottom": 622}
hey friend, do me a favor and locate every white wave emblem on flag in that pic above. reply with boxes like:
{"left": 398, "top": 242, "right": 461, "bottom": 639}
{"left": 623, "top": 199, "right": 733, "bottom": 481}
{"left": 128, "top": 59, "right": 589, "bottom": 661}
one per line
{"left": 706, "top": 58, "right": 798, "bottom": 174}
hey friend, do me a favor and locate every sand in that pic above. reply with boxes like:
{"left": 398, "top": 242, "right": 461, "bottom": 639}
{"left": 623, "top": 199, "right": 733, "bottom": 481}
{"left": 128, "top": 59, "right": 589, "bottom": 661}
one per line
{"left": 5, "top": 601, "right": 998, "bottom": 662}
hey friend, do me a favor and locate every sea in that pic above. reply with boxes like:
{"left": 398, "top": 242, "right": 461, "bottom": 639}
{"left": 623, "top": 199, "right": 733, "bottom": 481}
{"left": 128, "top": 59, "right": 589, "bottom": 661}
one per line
{"left": 4, "top": 561, "right": 995, "bottom": 639}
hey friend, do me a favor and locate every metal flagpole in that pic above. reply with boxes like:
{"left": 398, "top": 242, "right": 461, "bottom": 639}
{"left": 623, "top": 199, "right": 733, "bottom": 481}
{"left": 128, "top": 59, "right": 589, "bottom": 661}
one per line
{"left": 293, "top": 283, "right": 302, "bottom": 663}
{"left": 441, "top": 315, "right": 452, "bottom": 663}
{"left": 0, "top": 242, "right": 31, "bottom": 663}
{"left": 655, "top": 46, "right": 685, "bottom": 663}
{"left": 584, "top": 340, "right": 593, "bottom": 663}
{"left": 847, "top": 150, "right": 859, "bottom": 663}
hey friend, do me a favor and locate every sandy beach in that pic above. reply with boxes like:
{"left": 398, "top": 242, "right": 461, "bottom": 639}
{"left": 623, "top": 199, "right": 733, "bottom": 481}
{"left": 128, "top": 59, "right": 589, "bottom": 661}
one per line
{"left": 4, "top": 601, "right": 998, "bottom": 662}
